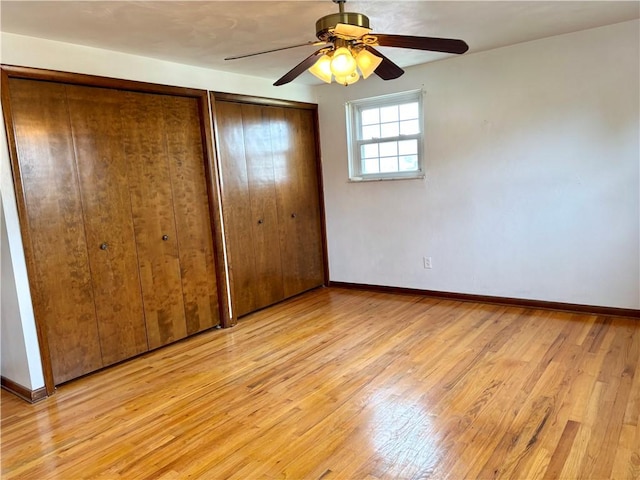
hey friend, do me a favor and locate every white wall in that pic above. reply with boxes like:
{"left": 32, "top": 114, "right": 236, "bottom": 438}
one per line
{"left": 0, "top": 33, "right": 316, "bottom": 102}
{"left": 1, "top": 198, "right": 44, "bottom": 390}
{"left": 0, "top": 86, "right": 46, "bottom": 389}
{"left": 317, "top": 20, "right": 640, "bottom": 309}
{"left": 0, "top": 32, "right": 317, "bottom": 391}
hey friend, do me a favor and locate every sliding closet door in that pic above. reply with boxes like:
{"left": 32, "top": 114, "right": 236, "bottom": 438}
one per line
{"left": 8, "top": 79, "right": 103, "bottom": 383}
{"left": 121, "top": 91, "right": 188, "bottom": 349}
{"left": 65, "top": 85, "right": 149, "bottom": 366}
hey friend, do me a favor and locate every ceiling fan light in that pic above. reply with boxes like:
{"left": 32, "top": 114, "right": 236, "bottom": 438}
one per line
{"left": 335, "top": 70, "right": 360, "bottom": 86}
{"left": 308, "top": 54, "right": 333, "bottom": 83}
{"left": 355, "top": 49, "right": 383, "bottom": 79}
{"left": 330, "top": 47, "right": 357, "bottom": 77}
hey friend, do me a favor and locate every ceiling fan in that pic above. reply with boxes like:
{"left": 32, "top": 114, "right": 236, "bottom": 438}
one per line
{"left": 224, "top": 0, "right": 469, "bottom": 87}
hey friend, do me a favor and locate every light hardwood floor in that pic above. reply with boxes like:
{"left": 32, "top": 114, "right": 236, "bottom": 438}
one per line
{"left": 1, "top": 287, "right": 638, "bottom": 479}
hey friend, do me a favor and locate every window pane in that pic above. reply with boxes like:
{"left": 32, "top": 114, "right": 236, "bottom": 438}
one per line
{"left": 361, "top": 108, "right": 379, "bottom": 126}
{"left": 361, "top": 143, "right": 379, "bottom": 159}
{"left": 362, "top": 124, "right": 380, "bottom": 140}
{"left": 380, "top": 105, "right": 399, "bottom": 123}
{"left": 400, "top": 119, "right": 419, "bottom": 135}
{"left": 379, "top": 141, "right": 398, "bottom": 157}
{"left": 399, "top": 102, "right": 419, "bottom": 120}
{"left": 363, "top": 158, "right": 379, "bottom": 174}
{"left": 398, "top": 139, "right": 417, "bottom": 155}
{"left": 380, "top": 156, "right": 398, "bottom": 172}
{"left": 348, "top": 91, "right": 422, "bottom": 180}
{"left": 399, "top": 155, "right": 418, "bottom": 171}
{"left": 380, "top": 122, "right": 399, "bottom": 138}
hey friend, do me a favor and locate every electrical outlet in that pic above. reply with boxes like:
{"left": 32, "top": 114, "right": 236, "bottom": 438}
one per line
{"left": 423, "top": 256, "right": 432, "bottom": 269}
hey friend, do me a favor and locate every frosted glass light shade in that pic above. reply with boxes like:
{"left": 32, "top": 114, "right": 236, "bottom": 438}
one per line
{"left": 335, "top": 71, "right": 360, "bottom": 86}
{"left": 355, "top": 49, "right": 383, "bottom": 79}
{"left": 309, "top": 55, "right": 332, "bottom": 83}
{"left": 330, "top": 47, "right": 357, "bottom": 77}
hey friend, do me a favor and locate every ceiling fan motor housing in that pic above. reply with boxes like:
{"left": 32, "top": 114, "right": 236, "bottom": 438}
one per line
{"left": 316, "top": 12, "right": 370, "bottom": 41}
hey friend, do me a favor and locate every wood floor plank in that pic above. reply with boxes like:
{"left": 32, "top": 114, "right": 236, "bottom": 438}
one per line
{"left": 558, "top": 380, "right": 606, "bottom": 478}
{"left": 1, "top": 287, "right": 638, "bottom": 479}
{"left": 544, "top": 420, "right": 581, "bottom": 479}
{"left": 611, "top": 423, "right": 640, "bottom": 480}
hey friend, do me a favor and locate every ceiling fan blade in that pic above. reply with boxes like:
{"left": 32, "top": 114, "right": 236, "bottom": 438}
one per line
{"left": 365, "top": 46, "right": 404, "bottom": 80}
{"left": 274, "top": 49, "right": 326, "bottom": 86}
{"left": 371, "top": 34, "right": 469, "bottom": 54}
{"left": 225, "top": 41, "right": 325, "bottom": 60}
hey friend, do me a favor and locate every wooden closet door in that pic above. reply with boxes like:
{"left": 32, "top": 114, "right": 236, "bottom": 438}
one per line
{"left": 65, "top": 85, "right": 149, "bottom": 365}
{"left": 241, "top": 104, "right": 284, "bottom": 309}
{"left": 162, "top": 96, "right": 220, "bottom": 334}
{"left": 217, "top": 101, "right": 286, "bottom": 317}
{"left": 216, "top": 99, "right": 324, "bottom": 318}
{"left": 8, "top": 79, "right": 102, "bottom": 383}
{"left": 120, "top": 91, "right": 187, "bottom": 349}
{"left": 274, "top": 107, "right": 324, "bottom": 297}
{"left": 215, "top": 101, "right": 258, "bottom": 317}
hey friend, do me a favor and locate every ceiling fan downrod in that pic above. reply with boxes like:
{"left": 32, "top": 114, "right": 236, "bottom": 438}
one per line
{"left": 317, "top": 0, "right": 370, "bottom": 41}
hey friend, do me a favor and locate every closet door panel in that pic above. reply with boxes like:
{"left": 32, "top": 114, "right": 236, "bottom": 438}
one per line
{"left": 276, "top": 108, "right": 324, "bottom": 297}
{"left": 66, "top": 85, "right": 149, "bottom": 365}
{"left": 216, "top": 99, "right": 325, "bottom": 317}
{"left": 162, "top": 96, "right": 220, "bottom": 334}
{"left": 291, "top": 108, "right": 324, "bottom": 292}
{"left": 242, "top": 104, "right": 284, "bottom": 309}
{"left": 121, "top": 91, "right": 187, "bottom": 349}
{"left": 8, "top": 79, "right": 102, "bottom": 383}
{"left": 215, "top": 101, "right": 257, "bottom": 317}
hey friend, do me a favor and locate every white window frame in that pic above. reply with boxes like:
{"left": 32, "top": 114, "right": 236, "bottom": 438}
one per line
{"left": 346, "top": 89, "right": 425, "bottom": 182}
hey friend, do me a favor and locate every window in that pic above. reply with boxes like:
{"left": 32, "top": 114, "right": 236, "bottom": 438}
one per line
{"left": 346, "top": 90, "right": 424, "bottom": 181}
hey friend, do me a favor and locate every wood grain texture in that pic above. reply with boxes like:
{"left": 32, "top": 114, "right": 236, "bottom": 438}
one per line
{"left": 276, "top": 107, "right": 324, "bottom": 297}
{"left": 7, "top": 78, "right": 103, "bottom": 384}
{"left": 3, "top": 67, "right": 227, "bottom": 390}
{"left": 2, "top": 287, "right": 638, "bottom": 479}
{"left": 241, "top": 103, "right": 285, "bottom": 309}
{"left": 214, "top": 100, "right": 258, "bottom": 317}
{"left": 66, "top": 84, "right": 149, "bottom": 365}
{"left": 121, "top": 91, "right": 187, "bottom": 349}
{"left": 2, "top": 70, "right": 56, "bottom": 394}
{"left": 162, "top": 95, "right": 220, "bottom": 334}
{"left": 215, "top": 99, "right": 324, "bottom": 318}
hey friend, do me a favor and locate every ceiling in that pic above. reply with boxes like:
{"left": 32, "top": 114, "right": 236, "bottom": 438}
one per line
{"left": 1, "top": 1, "right": 639, "bottom": 85}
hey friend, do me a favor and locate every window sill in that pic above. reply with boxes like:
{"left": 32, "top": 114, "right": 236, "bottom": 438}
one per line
{"left": 348, "top": 173, "right": 426, "bottom": 183}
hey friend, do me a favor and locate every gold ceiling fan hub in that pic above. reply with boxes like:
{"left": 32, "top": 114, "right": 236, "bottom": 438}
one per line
{"left": 315, "top": 12, "right": 370, "bottom": 41}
